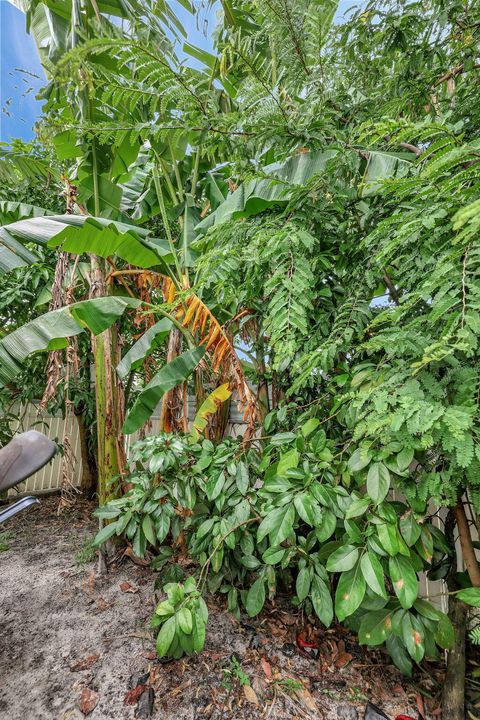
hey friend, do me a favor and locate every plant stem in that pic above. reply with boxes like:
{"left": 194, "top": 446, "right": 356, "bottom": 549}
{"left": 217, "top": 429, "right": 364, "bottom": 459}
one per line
{"left": 152, "top": 161, "right": 183, "bottom": 284}
{"left": 199, "top": 517, "right": 260, "bottom": 589}
{"left": 168, "top": 138, "right": 184, "bottom": 202}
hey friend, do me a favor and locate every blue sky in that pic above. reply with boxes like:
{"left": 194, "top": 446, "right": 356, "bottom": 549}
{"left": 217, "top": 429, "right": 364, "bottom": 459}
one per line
{"left": 0, "top": 0, "right": 219, "bottom": 143}
{"left": 1, "top": 0, "right": 358, "bottom": 144}
{"left": 0, "top": 0, "right": 45, "bottom": 142}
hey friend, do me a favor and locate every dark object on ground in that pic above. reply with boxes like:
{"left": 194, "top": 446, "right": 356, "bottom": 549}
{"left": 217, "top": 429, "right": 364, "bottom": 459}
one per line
{"left": 365, "top": 703, "right": 390, "bottom": 719}
{"left": 136, "top": 687, "right": 154, "bottom": 718}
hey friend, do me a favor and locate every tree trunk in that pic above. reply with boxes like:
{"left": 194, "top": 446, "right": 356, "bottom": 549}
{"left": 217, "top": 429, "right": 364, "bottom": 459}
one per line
{"left": 75, "top": 408, "right": 96, "bottom": 497}
{"left": 89, "top": 255, "right": 124, "bottom": 505}
{"left": 442, "top": 596, "right": 468, "bottom": 720}
{"left": 455, "top": 497, "right": 480, "bottom": 587}
{"left": 159, "top": 327, "right": 185, "bottom": 433}
{"left": 442, "top": 507, "right": 468, "bottom": 720}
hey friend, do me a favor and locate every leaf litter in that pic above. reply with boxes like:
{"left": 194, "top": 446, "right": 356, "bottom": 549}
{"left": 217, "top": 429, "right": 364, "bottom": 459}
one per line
{"left": 0, "top": 497, "right": 440, "bottom": 719}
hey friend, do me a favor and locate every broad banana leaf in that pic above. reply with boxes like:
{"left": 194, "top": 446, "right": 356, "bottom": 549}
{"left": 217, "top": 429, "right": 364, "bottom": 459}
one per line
{"left": 0, "top": 214, "right": 172, "bottom": 275}
{"left": 360, "top": 151, "right": 414, "bottom": 197}
{"left": 123, "top": 346, "right": 206, "bottom": 434}
{"left": 0, "top": 201, "right": 54, "bottom": 225}
{"left": 47, "top": 217, "right": 172, "bottom": 269}
{"left": 181, "top": 194, "right": 201, "bottom": 267}
{"left": 0, "top": 226, "right": 39, "bottom": 274}
{"left": 196, "top": 148, "right": 415, "bottom": 232}
{"left": 117, "top": 317, "right": 172, "bottom": 380}
{"left": 195, "top": 150, "right": 339, "bottom": 232}
{"left": 191, "top": 383, "right": 232, "bottom": 440}
{"left": 0, "top": 146, "right": 60, "bottom": 186}
{"left": 0, "top": 296, "right": 140, "bottom": 386}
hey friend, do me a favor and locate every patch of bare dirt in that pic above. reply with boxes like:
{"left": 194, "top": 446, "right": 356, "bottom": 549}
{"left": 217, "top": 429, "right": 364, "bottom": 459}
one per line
{"left": 0, "top": 497, "right": 435, "bottom": 719}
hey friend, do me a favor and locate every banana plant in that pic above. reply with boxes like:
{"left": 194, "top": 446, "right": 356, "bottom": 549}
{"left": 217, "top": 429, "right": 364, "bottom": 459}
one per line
{"left": 5, "top": 0, "right": 187, "bottom": 503}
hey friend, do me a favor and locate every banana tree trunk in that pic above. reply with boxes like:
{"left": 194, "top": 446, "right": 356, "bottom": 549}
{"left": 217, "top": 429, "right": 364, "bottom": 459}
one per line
{"left": 159, "top": 327, "right": 187, "bottom": 433}
{"left": 89, "top": 255, "right": 125, "bottom": 504}
{"left": 75, "top": 407, "right": 96, "bottom": 497}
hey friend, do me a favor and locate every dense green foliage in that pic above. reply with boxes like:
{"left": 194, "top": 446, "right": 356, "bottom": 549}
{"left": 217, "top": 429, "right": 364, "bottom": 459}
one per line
{"left": 2, "top": 0, "right": 480, "bottom": 712}
{"left": 96, "top": 425, "right": 455, "bottom": 675}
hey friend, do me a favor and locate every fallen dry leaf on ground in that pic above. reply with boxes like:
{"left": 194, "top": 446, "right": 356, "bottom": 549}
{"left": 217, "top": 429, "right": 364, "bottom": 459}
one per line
{"left": 79, "top": 687, "right": 98, "bottom": 715}
{"left": 123, "top": 546, "right": 150, "bottom": 566}
{"left": 335, "top": 651, "right": 353, "bottom": 669}
{"left": 260, "top": 657, "right": 272, "bottom": 680}
{"left": 243, "top": 685, "right": 259, "bottom": 705}
{"left": 123, "top": 684, "right": 147, "bottom": 705}
{"left": 120, "top": 581, "right": 139, "bottom": 593}
{"left": 70, "top": 654, "right": 100, "bottom": 672}
{"left": 294, "top": 687, "right": 318, "bottom": 713}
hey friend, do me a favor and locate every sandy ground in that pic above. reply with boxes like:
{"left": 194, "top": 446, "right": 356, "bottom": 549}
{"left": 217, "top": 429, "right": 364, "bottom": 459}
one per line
{"left": 0, "top": 497, "right": 428, "bottom": 720}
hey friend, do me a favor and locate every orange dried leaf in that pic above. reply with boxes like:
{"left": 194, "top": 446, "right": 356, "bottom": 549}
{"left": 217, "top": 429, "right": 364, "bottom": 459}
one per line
{"left": 79, "top": 688, "right": 99, "bottom": 715}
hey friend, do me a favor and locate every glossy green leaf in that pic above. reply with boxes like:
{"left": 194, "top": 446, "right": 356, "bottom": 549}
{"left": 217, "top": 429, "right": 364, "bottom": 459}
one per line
{"left": 257, "top": 503, "right": 295, "bottom": 545}
{"left": 315, "top": 508, "right": 337, "bottom": 542}
{"left": 389, "top": 555, "right": 418, "bottom": 609}
{"left": 296, "top": 568, "right": 311, "bottom": 601}
{"left": 361, "top": 552, "right": 387, "bottom": 599}
{"left": 376, "top": 522, "right": 399, "bottom": 556}
{"left": 386, "top": 636, "right": 412, "bottom": 677}
{"left": 396, "top": 447, "right": 414, "bottom": 471}
{"left": 326, "top": 544, "right": 359, "bottom": 572}
{"left": 156, "top": 616, "right": 176, "bottom": 657}
{"left": 277, "top": 449, "right": 299, "bottom": 476}
{"left": 358, "top": 609, "right": 393, "bottom": 645}
{"left": 262, "top": 546, "right": 286, "bottom": 565}
{"left": 235, "top": 461, "right": 249, "bottom": 495}
{"left": 92, "top": 521, "right": 119, "bottom": 547}
{"left": 456, "top": 587, "right": 480, "bottom": 607}
{"left": 294, "top": 492, "right": 315, "bottom": 525}
{"left": 366, "top": 462, "right": 390, "bottom": 504}
{"left": 399, "top": 511, "right": 422, "bottom": 547}
{"left": 142, "top": 514, "right": 156, "bottom": 546}
{"left": 348, "top": 447, "right": 372, "bottom": 472}
{"left": 401, "top": 613, "right": 424, "bottom": 662}
{"left": 192, "top": 615, "right": 206, "bottom": 652}
{"left": 246, "top": 576, "right": 266, "bottom": 617}
{"left": 335, "top": 562, "right": 366, "bottom": 621}
{"left": 311, "top": 575, "right": 333, "bottom": 627}
{"left": 435, "top": 613, "right": 455, "bottom": 649}
{"left": 345, "top": 497, "right": 370, "bottom": 519}
{"left": 177, "top": 607, "right": 193, "bottom": 634}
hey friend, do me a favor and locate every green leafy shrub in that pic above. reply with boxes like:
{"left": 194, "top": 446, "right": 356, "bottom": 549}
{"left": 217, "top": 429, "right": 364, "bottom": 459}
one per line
{"left": 95, "top": 422, "right": 459, "bottom": 671}
{"left": 152, "top": 577, "right": 208, "bottom": 659}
